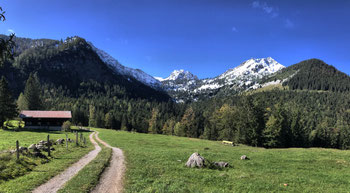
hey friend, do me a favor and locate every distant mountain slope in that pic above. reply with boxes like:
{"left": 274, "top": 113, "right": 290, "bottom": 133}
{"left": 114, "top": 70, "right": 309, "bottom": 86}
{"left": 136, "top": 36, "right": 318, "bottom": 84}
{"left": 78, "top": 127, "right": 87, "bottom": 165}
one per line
{"left": 89, "top": 43, "right": 162, "bottom": 89}
{"left": 157, "top": 57, "right": 285, "bottom": 101}
{"left": 0, "top": 35, "right": 170, "bottom": 101}
{"left": 259, "top": 59, "right": 350, "bottom": 92}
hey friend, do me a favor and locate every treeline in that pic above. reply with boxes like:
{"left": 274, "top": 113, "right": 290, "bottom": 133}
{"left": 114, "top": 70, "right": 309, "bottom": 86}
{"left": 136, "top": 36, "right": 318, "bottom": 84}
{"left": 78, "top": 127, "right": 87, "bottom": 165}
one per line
{"left": 3, "top": 68, "right": 350, "bottom": 150}
{"left": 44, "top": 87, "right": 350, "bottom": 150}
{"left": 140, "top": 90, "right": 350, "bottom": 149}
{"left": 271, "top": 59, "right": 350, "bottom": 92}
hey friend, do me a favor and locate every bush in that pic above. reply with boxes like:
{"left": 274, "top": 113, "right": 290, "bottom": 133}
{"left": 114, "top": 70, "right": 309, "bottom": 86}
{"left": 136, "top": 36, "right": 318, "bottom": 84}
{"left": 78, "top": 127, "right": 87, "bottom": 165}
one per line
{"left": 62, "top": 121, "right": 72, "bottom": 132}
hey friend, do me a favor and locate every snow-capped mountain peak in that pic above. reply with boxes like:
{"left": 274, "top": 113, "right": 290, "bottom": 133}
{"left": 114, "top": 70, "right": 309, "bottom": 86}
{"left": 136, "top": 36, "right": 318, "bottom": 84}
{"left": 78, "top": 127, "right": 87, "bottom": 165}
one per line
{"left": 159, "top": 57, "right": 285, "bottom": 102}
{"left": 164, "top": 69, "right": 198, "bottom": 81}
{"left": 88, "top": 42, "right": 161, "bottom": 89}
{"left": 219, "top": 57, "right": 285, "bottom": 80}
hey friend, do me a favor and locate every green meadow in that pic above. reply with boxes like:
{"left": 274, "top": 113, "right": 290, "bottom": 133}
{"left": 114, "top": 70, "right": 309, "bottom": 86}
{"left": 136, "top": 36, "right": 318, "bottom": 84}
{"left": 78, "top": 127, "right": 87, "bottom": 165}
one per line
{"left": 0, "top": 128, "right": 93, "bottom": 193}
{"left": 97, "top": 128, "right": 350, "bottom": 193}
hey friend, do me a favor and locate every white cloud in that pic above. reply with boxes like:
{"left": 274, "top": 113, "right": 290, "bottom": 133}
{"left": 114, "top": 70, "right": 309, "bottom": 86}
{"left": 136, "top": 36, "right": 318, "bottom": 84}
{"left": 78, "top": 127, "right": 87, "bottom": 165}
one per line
{"left": 251, "top": 1, "right": 279, "bottom": 18}
{"left": 7, "top": 29, "right": 15, "bottom": 34}
{"left": 252, "top": 1, "right": 260, "bottom": 8}
{"left": 231, "top": 26, "right": 238, "bottom": 32}
{"left": 285, "top": 19, "right": 295, "bottom": 29}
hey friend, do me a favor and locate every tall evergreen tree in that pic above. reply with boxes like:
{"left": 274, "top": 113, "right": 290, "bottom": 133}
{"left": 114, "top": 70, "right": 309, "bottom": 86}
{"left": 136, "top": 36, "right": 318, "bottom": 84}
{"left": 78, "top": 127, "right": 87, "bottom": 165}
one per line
{"left": 17, "top": 92, "right": 27, "bottom": 111}
{"left": 0, "top": 76, "right": 17, "bottom": 128}
{"left": 148, "top": 108, "right": 159, "bottom": 134}
{"left": 23, "top": 73, "right": 43, "bottom": 110}
{"left": 89, "top": 104, "right": 96, "bottom": 127}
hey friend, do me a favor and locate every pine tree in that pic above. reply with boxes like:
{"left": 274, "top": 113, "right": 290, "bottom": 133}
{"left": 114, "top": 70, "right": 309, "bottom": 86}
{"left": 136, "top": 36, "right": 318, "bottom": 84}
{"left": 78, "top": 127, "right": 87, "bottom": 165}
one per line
{"left": 162, "top": 118, "right": 176, "bottom": 135}
{"left": 0, "top": 76, "right": 17, "bottom": 128}
{"left": 181, "top": 107, "right": 197, "bottom": 137}
{"left": 148, "top": 108, "right": 159, "bottom": 134}
{"left": 262, "top": 104, "right": 289, "bottom": 148}
{"left": 105, "top": 112, "right": 113, "bottom": 129}
{"left": 174, "top": 122, "right": 185, "bottom": 136}
{"left": 89, "top": 105, "right": 96, "bottom": 127}
{"left": 17, "top": 92, "right": 27, "bottom": 111}
{"left": 23, "top": 73, "right": 43, "bottom": 110}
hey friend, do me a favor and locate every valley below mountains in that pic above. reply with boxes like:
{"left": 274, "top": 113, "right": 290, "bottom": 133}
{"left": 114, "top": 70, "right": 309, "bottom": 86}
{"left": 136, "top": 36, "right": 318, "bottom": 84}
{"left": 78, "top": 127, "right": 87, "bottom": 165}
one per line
{"left": 1, "top": 34, "right": 350, "bottom": 150}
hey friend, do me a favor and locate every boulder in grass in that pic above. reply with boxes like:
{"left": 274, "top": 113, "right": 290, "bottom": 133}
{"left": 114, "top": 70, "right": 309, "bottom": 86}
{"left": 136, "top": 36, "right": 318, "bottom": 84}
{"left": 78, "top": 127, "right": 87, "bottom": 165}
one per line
{"left": 240, "top": 155, "right": 249, "bottom": 160}
{"left": 56, "top": 139, "right": 65, "bottom": 144}
{"left": 213, "top": 162, "right": 229, "bottom": 168}
{"left": 28, "top": 144, "right": 37, "bottom": 149}
{"left": 18, "top": 147, "right": 28, "bottom": 153}
{"left": 185, "top": 152, "right": 205, "bottom": 168}
{"left": 37, "top": 144, "right": 44, "bottom": 150}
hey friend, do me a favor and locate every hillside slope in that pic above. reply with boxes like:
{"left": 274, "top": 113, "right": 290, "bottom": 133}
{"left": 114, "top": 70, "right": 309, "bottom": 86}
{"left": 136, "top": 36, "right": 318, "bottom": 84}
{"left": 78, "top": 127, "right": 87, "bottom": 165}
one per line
{"left": 0, "top": 35, "right": 169, "bottom": 101}
{"left": 258, "top": 59, "right": 350, "bottom": 92}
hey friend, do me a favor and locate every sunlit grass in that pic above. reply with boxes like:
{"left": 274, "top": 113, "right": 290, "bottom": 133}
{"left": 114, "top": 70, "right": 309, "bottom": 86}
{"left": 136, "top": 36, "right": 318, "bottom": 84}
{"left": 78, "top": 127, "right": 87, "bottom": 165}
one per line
{"left": 97, "top": 128, "right": 350, "bottom": 193}
{"left": 0, "top": 129, "right": 93, "bottom": 193}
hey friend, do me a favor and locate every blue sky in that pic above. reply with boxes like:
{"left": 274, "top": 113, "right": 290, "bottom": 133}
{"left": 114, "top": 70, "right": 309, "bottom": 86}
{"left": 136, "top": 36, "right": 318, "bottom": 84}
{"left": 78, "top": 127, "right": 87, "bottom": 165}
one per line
{"left": 1, "top": 0, "right": 350, "bottom": 78}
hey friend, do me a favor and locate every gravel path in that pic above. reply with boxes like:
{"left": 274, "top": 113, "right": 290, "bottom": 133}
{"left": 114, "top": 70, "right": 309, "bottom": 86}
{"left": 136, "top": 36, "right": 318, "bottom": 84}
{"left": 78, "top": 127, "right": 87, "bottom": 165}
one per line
{"left": 32, "top": 132, "right": 101, "bottom": 193}
{"left": 92, "top": 132, "right": 126, "bottom": 193}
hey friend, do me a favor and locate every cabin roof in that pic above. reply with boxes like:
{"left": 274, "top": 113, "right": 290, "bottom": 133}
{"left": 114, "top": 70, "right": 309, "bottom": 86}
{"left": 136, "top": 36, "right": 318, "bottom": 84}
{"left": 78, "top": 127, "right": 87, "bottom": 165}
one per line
{"left": 20, "top": 110, "right": 72, "bottom": 119}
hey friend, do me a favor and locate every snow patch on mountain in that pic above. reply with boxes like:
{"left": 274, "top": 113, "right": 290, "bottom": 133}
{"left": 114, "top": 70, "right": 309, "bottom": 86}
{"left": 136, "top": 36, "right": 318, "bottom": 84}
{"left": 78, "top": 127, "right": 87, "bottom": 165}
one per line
{"left": 154, "top": 77, "right": 166, "bottom": 81}
{"left": 218, "top": 57, "right": 285, "bottom": 83}
{"left": 158, "top": 57, "right": 285, "bottom": 101}
{"left": 164, "top": 70, "right": 199, "bottom": 81}
{"left": 88, "top": 42, "right": 161, "bottom": 89}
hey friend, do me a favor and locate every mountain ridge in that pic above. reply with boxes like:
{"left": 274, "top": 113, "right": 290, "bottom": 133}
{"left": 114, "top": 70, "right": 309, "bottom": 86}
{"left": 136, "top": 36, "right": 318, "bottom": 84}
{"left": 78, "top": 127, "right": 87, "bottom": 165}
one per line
{"left": 156, "top": 57, "right": 285, "bottom": 101}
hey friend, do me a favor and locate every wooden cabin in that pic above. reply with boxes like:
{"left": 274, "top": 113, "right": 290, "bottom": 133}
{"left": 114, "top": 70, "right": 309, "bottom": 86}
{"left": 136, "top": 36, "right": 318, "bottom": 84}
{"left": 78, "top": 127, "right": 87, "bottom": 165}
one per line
{"left": 19, "top": 110, "right": 72, "bottom": 131}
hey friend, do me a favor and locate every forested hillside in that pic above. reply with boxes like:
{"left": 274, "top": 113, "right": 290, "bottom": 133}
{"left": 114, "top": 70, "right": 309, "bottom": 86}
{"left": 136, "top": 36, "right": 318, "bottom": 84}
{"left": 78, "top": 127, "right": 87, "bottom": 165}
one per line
{"left": 0, "top": 35, "right": 169, "bottom": 101}
{"left": 264, "top": 59, "right": 350, "bottom": 92}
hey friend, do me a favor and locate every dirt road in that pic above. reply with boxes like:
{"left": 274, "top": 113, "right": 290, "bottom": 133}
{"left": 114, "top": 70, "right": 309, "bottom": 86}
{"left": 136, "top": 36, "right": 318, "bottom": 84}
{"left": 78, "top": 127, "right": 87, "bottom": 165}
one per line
{"left": 32, "top": 132, "right": 101, "bottom": 193}
{"left": 92, "top": 132, "right": 126, "bottom": 193}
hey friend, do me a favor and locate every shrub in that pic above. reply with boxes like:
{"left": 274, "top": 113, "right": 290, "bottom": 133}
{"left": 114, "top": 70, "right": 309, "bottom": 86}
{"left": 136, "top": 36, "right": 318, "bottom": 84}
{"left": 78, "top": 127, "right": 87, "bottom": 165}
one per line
{"left": 62, "top": 121, "right": 72, "bottom": 132}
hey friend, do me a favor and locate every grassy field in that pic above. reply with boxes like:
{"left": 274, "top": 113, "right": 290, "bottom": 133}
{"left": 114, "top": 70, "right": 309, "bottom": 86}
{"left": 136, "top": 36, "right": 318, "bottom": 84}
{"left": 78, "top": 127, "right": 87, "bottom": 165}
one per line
{"left": 0, "top": 129, "right": 94, "bottom": 193}
{"left": 58, "top": 136, "right": 112, "bottom": 193}
{"left": 0, "top": 129, "right": 78, "bottom": 150}
{"left": 97, "top": 128, "right": 350, "bottom": 193}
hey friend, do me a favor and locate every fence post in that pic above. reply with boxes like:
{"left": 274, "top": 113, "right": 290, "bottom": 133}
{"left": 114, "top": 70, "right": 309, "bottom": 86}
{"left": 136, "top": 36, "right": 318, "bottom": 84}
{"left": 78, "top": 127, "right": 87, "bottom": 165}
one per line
{"left": 47, "top": 135, "right": 51, "bottom": 157}
{"left": 65, "top": 133, "right": 68, "bottom": 150}
{"left": 76, "top": 132, "right": 78, "bottom": 146}
{"left": 16, "top": 140, "right": 19, "bottom": 160}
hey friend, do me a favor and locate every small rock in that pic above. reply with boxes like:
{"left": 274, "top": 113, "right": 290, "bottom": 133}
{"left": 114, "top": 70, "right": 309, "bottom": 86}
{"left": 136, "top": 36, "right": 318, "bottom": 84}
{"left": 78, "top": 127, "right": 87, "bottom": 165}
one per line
{"left": 213, "top": 162, "right": 229, "bottom": 168}
{"left": 37, "top": 144, "right": 44, "bottom": 150}
{"left": 240, "top": 155, "right": 249, "bottom": 160}
{"left": 177, "top": 160, "right": 182, "bottom": 162}
{"left": 28, "top": 144, "right": 37, "bottom": 149}
{"left": 19, "top": 146, "right": 28, "bottom": 153}
{"left": 33, "top": 151, "right": 46, "bottom": 158}
{"left": 39, "top": 140, "right": 45, "bottom": 144}
{"left": 185, "top": 152, "right": 205, "bottom": 168}
{"left": 56, "top": 139, "right": 65, "bottom": 144}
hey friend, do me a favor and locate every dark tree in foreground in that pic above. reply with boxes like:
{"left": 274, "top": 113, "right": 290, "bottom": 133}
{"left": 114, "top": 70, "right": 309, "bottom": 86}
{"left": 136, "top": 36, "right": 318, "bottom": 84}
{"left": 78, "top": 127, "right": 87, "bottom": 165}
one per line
{"left": 0, "top": 76, "right": 17, "bottom": 128}
{"left": 0, "top": 7, "right": 15, "bottom": 67}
